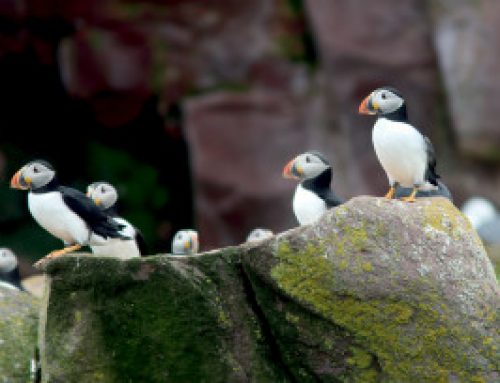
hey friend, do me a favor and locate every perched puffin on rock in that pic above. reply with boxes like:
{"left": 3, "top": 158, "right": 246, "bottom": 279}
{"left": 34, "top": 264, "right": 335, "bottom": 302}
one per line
{"left": 10, "top": 160, "right": 128, "bottom": 266}
{"left": 359, "top": 87, "right": 441, "bottom": 203}
{"left": 283, "top": 151, "right": 343, "bottom": 225}
{"left": 171, "top": 230, "right": 199, "bottom": 256}
{"left": 246, "top": 228, "right": 274, "bottom": 243}
{"left": 0, "top": 248, "right": 23, "bottom": 291}
{"left": 87, "top": 182, "right": 147, "bottom": 259}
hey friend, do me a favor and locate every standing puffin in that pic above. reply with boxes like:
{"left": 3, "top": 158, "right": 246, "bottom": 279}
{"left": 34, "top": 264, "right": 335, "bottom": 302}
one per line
{"left": 359, "top": 87, "right": 441, "bottom": 202}
{"left": 283, "top": 151, "right": 343, "bottom": 225}
{"left": 0, "top": 248, "right": 23, "bottom": 291}
{"left": 171, "top": 230, "right": 199, "bottom": 256}
{"left": 86, "top": 182, "right": 147, "bottom": 259}
{"left": 10, "top": 160, "right": 128, "bottom": 266}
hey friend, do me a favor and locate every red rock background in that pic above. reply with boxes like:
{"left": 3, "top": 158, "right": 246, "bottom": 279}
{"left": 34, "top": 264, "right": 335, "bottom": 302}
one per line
{"left": 0, "top": 0, "right": 499, "bottom": 264}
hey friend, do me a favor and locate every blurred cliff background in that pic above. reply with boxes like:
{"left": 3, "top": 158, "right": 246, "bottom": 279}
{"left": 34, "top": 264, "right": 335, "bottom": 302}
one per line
{"left": 0, "top": 0, "right": 499, "bottom": 276}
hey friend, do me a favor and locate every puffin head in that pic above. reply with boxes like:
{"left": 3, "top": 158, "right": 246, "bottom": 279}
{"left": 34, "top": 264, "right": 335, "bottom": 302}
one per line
{"left": 358, "top": 87, "right": 405, "bottom": 116}
{"left": 171, "top": 229, "right": 199, "bottom": 256}
{"left": 283, "top": 151, "right": 331, "bottom": 181}
{"left": 0, "top": 248, "right": 18, "bottom": 274}
{"left": 10, "top": 160, "right": 56, "bottom": 191}
{"left": 87, "top": 182, "right": 118, "bottom": 209}
{"left": 461, "top": 197, "right": 497, "bottom": 229}
{"left": 246, "top": 228, "right": 274, "bottom": 243}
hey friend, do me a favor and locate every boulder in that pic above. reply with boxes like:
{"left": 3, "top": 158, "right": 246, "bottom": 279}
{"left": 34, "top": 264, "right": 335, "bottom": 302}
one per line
{"left": 0, "top": 286, "right": 39, "bottom": 381}
{"left": 38, "top": 197, "right": 499, "bottom": 382}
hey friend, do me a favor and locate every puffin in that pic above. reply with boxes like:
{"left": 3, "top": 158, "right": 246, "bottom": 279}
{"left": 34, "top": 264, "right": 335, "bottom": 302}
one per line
{"left": 359, "top": 87, "right": 441, "bottom": 203}
{"left": 246, "top": 228, "right": 274, "bottom": 243}
{"left": 171, "top": 229, "right": 199, "bottom": 256}
{"left": 0, "top": 248, "right": 24, "bottom": 291}
{"left": 87, "top": 181, "right": 147, "bottom": 259}
{"left": 283, "top": 151, "right": 343, "bottom": 225}
{"left": 10, "top": 160, "right": 128, "bottom": 265}
{"left": 462, "top": 197, "right": 500, "bottom": 245}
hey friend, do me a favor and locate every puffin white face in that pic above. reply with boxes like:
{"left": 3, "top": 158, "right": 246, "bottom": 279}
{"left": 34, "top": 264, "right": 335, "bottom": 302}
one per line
{"left": 461, "top": 197, "right": 497, "bottom": 229}
{"left": 283, "top": 152, "right": 330, "bottom": 181}
{"left": 171, "top": 230, "right": 199, "bottom": 255}
{"left": 246, "top": 228, "right": 274, "bottom": 243}
{"left": 359, "top": 88, "right": 404, "bottom": 116}
{"left": 87, "top": 182, "right": 118, "bottom": 209}
{"left": 0, "top": 248, "right": 18, "bottom": 273}
{"left": 10, "top": 160, "right": 56, "bottom": 190}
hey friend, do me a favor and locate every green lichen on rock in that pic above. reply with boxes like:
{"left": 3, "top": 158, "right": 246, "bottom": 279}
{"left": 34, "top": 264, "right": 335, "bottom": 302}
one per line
{"left": 265, "top": 197, "right": 500, "bottom": 382}
{"left": 0, "top": 287, "right": 39, "bottom": 382}
{"left": 38, "top": 197, "right": 499, "bottom": 382}
{"left": 40, "top": 252, "right": 287, "bottom": 382}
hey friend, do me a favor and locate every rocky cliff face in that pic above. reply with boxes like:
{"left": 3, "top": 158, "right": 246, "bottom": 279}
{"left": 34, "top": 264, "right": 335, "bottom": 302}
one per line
{"left": 0, "top": 287, "right": 39, "bottom": 381}
{"left": 38, "top": 197, "right": 499, "bottom": 382}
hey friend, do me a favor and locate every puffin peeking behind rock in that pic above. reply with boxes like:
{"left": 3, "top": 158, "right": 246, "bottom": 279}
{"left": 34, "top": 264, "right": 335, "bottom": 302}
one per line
{"left": 87, "top": 181, "right": 147, "bottom": 259}
{"left": 462, "top": 197, "right": 500, "bottom": 245}
{"left": 10, "top": 160, "right": 128, "bottom": 266}
{"left": 246, "top": 228, "right": 274, "bottom": 243}
{"left": 0, "top": 248, "right": 24, "bottom": 291}
{"left": 171, "top": 229, "right": 199, "bottom": 256}
{"left": 359, "top": 87, "right": 442, "bottom": 203}
{"left": 283, "top": 151, "right": 343, "bottom": 225}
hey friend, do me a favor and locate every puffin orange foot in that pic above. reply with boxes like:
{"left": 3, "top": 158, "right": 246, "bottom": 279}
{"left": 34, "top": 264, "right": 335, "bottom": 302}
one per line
{"left": 384, "top": 186, "right": 396, "bottom": 199}
{"left": 34, "top": 244, "right": 82, "bottom": 268}
{"left": 401, "top": 187, "right": 418, "bottom": 203}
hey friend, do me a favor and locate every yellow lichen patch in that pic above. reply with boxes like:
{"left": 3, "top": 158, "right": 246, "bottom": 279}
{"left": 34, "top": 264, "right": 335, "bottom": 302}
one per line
{"left": 361, "top": 262, "right": 373, "bottom": 272}
{"left": 421, "top": 199, "right": 467, "bottom": 239}
{"left": 271, "top": 240, "right": 496, "bottom": 382}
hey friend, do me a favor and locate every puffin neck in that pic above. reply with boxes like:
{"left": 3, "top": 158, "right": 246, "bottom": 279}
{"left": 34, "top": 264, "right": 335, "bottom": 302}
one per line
{"left": 1, "top": 267, "right": 22, "bottom": 289}
{"left": 381, "top": 103, "right": 408, "bottom": 122}
{"left": 301, "top": 168, "right": 332, "bottom": 192}
{"left": 30, "top": 177, "right": 60, "bottom": 194}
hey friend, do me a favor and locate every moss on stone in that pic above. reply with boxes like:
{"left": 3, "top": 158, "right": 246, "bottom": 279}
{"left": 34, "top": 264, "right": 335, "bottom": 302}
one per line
{"left": 271, "top": 240, "right": 499, "bottom": 382}
{"left": 0, "top": 288, "right": 39, "bottom": 382}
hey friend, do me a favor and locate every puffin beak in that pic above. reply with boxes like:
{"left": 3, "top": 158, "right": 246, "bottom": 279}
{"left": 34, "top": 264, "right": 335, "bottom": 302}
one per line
{"left": 282, "top": 159, "right": 302, "bottom": 180}
{"left": 94, "top": 198, "right": 101, "bottom": 206}
{"left": 10, "top": 170, "right": 29, "bottom": 190}
{"left": 358, "top": 94, "right": 378, "bottom": 115}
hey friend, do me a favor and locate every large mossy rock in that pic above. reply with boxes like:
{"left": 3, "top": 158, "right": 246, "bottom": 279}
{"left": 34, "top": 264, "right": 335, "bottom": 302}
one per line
{"left": 38, "top": 197, "right": 499, "bottom": 382}
{"left": 0, "top": 286, "right": 39, "bottom": 381}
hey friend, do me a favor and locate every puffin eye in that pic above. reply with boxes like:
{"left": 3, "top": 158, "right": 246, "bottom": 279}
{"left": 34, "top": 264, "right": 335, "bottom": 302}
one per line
{"left": 305, "top": 156, "right": 311, "bottom": 163}
{"left": 33, "top": 166, "right": 39, "bottom": 173}
{"left": 381, "top": 93, "right": 387, "bottom": 100}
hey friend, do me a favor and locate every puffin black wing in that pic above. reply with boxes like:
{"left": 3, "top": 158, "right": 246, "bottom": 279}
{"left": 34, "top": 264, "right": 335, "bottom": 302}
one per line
{"left": 59, "top": 187, "right": 129, "bottom": 240}
{"left": 424, "top": 136, "right": 440, "bottom": 186}
{"left": 318, "top": 190, "right": 344, "bottom": 208}
{"left": 134, "top": 228, "right": 149, "bottom": 256}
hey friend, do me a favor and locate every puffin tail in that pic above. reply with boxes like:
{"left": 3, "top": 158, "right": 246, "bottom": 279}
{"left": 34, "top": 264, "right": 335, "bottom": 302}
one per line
{"left": 425, "top": 164, "right": 440, "bottom": 187}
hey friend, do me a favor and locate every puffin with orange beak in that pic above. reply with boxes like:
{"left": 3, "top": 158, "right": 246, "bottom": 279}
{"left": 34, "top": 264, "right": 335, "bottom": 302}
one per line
{"left": 86, "top": 181, "right": 147, "bottom": 258}
{"left": 10, "top": 160, "right": 128, "bottom": 266}
{"left": 358, "top": 87, "right": 441, "bottom": 203}
{"left": 283, "top": 151, "right": 343, "bottom": 225}
{"left": 171, "top": 229, "right": 199, "bottom": 256}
